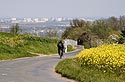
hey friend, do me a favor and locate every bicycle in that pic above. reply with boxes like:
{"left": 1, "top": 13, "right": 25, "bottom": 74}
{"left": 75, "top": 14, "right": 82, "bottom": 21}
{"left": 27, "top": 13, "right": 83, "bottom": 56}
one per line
{"left": 59, "top": 49, "right": 64, "bottom": 59}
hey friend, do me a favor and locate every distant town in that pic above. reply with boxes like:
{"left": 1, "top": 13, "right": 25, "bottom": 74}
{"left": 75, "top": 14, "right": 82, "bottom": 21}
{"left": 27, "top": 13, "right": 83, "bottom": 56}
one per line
{"left": 0, "top": 17, "right": 71, "bottom": 23}
{"left": 0, "top": 17, "right": 94, "bottom": 37}
{"left": 0, "top": 17, "right": 93, "bottom": 23}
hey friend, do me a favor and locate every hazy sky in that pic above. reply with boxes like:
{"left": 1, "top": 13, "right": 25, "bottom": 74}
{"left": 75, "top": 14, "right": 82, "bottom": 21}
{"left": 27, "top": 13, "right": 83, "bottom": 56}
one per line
{"left": 0, "top": 0, "right": 125, "bottom": 18}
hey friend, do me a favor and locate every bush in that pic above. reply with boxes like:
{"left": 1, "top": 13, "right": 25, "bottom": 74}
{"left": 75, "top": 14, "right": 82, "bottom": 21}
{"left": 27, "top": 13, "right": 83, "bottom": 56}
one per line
{"left": 67, "top": 45, "right": 74, "bottom": 52}
{"left": 77, "top": 44, "right": 125, "bottom": 76}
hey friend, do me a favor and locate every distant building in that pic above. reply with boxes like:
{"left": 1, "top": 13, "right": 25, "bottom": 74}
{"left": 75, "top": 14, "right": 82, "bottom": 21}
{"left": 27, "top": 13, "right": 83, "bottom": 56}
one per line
{"left": 56, "top": 18, "right": 63, "bottom": 21}
{"left": 38, "top": 18, "right": 49, "bottom": 22}
{"left": 11, "top": 18, "right": 17, "bottom": 21}
{"left": 34, "top": 18, "right": 39, "bottom": 22}
{"left": 23, "top": 18, "right": 34, "bottom": 23}
{"left": 11, "top": 17, "right": 21, "bottom": 23}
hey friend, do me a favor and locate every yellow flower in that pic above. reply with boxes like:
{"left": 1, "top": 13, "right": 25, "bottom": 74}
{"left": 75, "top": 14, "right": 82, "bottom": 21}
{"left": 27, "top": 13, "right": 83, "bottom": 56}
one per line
{"left": 76, "top": 44, "right": 125, "bottom": 70}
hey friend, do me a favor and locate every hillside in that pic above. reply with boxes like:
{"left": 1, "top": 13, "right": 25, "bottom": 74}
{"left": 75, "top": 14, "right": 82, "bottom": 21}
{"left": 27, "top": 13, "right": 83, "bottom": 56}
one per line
{"left": 0, "top": 32, "right": 58, "bottom": 60}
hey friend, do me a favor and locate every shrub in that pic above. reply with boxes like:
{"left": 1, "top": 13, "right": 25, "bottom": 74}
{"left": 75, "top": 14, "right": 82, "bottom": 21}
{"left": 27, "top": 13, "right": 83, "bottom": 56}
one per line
{"left": 77, "top": 44, "right": 125, "bottom": 75}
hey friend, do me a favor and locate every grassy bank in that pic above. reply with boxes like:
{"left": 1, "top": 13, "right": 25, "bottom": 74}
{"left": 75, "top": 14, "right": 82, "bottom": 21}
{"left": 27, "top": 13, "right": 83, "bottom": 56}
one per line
{"left": 55, "top": 44, "right": 125, "bottom": 82}
{"left": 55, "top": 58, "right": 125, "bottom": 82}
{"left": 0, "top": 32, "right": 59, "bottom": 60}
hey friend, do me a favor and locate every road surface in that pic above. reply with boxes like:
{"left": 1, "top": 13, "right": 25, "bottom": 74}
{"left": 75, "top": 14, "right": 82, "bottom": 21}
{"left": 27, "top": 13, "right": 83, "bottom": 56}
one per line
{"left": 0, "top": 49, "right": 81, "bottom": 82}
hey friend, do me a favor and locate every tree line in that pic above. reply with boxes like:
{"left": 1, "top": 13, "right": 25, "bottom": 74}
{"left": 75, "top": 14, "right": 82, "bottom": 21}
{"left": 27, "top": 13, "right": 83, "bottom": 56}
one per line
{"left": 62, "top": 16, "right": 125, "bottom": 48}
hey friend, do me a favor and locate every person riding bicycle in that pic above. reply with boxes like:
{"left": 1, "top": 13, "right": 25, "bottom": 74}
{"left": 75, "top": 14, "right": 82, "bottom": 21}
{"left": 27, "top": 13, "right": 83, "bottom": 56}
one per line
{"left": 57, "top": 40, "right": 64, "bottom": 59}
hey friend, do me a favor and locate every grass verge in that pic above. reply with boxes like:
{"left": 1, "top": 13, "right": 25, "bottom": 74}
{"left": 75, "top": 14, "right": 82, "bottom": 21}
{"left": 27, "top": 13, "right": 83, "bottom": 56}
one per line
{"left": 0, "top": 32, "right": 58, "bottom": 60}
{"left": 55, "top": 58, "right": 125, "bottom": 82}
{"left": 0, "top": 32, "right": 74, "bottom": 60}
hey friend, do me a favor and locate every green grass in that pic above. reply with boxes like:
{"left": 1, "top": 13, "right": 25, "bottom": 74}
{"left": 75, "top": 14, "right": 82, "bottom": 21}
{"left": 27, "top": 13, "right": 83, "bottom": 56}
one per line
{"left": 0, "top": 32, "right": 74, "bottom": 60}
{"left": 55, "top": 58, "right": 125, "bottom": 82}
{"left": 0, "top": 32, "right": 59, "bottom": 60}
{"left": 0, "top": 43, "right": 36, "bottom": 60}
{"left": 19, "top": 38, "right": 58, "bottom": 54}
{"left": 67, "top": 45, "right": 74, "bottom": 52}
{"left": 0, "top": 32, "right": 73, "bottom": 60}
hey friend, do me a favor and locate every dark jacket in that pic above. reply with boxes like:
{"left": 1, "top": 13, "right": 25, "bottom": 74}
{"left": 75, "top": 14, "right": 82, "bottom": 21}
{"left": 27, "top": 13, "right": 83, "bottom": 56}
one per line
{"left": 57, "top": 41, "right": 64, "bottom": 49}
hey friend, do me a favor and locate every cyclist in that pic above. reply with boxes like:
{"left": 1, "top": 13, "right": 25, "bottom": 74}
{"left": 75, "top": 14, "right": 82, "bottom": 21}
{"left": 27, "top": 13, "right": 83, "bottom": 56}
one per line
{"left": 57, "top": 40, "right": 64, "bottom": 59}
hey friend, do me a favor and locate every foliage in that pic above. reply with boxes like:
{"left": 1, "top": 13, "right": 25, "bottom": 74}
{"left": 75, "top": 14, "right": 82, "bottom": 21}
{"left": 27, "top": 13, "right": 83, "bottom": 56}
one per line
{"left": 62, "top": 19, "right": 90, "bottom": 40}
{"left": 107, "top": 34, "right": 120, "bottom": 44}
{"left": 62, "top": 27, "right": 84, "bottom": 40}
{"left": 0, "top": 36, "right": 25, "bottom": 47}
{"left": 0, "top": 32, "right": 59, "bottom": 60}
{"left": 77, "top": 44, "right": 125, "bottom": 76}
{"left": 118, "top": 29, "right": 125, "bottom": 44}
{"left": 55, "top": 58, "right": 125, "bottom": 82}
{"left": 23, "top": 33, "right": 58, "bottom": 43}
{"left": 118, "top": 35, "right": 125, "bottom": 44}
{"left": 91, "top": 20, "right": 113, "bottom": 39}
{"left": 62, "top": 16, "right": 125, "bottom": 48}
{"left": 10, "top": 23, "right": 21, "bottom": 34}
{"left": 67, "top": 45, "right": 74, "bottom": 52}
{"left": 70, "top": 19, "right": 88, "bottom": 28}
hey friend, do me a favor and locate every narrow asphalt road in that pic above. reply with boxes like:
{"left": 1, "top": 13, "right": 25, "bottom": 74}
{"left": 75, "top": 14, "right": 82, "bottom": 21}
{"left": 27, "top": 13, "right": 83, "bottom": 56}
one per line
{"left": 0, "top": 49, "right": 81, "bottom": 82}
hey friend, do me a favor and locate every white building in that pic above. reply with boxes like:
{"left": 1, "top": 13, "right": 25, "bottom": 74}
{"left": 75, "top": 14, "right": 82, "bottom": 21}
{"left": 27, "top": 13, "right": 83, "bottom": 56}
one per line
{"left": 34, "top": 18, "right": 39, "bottom": 22}
{"left": 11, "top": 17, "right": 20, "bottom": 23}
{"left": 29, "top": 18, "right": 49, "bottom": 23}
{"left": 23, "top": 18, "right": 34, "bottom": 23}
{"left": 11, "top": 18, "right": 17, "bottom": 21}
{"left": 56, "top": 18, "right": 63, "bottom": 21}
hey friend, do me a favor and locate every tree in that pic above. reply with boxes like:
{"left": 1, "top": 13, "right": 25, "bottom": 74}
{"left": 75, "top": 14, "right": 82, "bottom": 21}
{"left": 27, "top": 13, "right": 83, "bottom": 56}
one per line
{"left": 10, "top": 23, "right": 21, "bottom": 34}
{"left": 62, "top": 16, "right": 123, "bottom": 48}
{"left": 62, "top": 19, "right": 91, "bottom": 40}
{"left": 107, "top": 16, "right": 119, "bottom": 30}
{"left": 70, "top": 19, "right": 88, "bottom": 28}
{"left": 119, "top": 16, "right": 125, "bottom": 30}
{"left": 91, "top": 20, "right": 113, "bottom": 39}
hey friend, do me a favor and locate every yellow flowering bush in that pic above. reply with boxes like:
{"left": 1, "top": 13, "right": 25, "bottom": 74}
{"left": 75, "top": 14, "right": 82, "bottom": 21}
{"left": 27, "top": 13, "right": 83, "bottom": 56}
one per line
{"left": 77, "top": 44, "right": 125, "bottom": 74}
{"left": 0, "top": 36, "right": 24, "bottom": 47}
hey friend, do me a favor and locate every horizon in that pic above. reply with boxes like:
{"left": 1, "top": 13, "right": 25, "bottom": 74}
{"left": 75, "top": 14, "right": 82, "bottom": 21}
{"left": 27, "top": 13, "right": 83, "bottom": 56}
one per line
{"left": 0, "top": 16, "right": 124, "bottom": 20}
